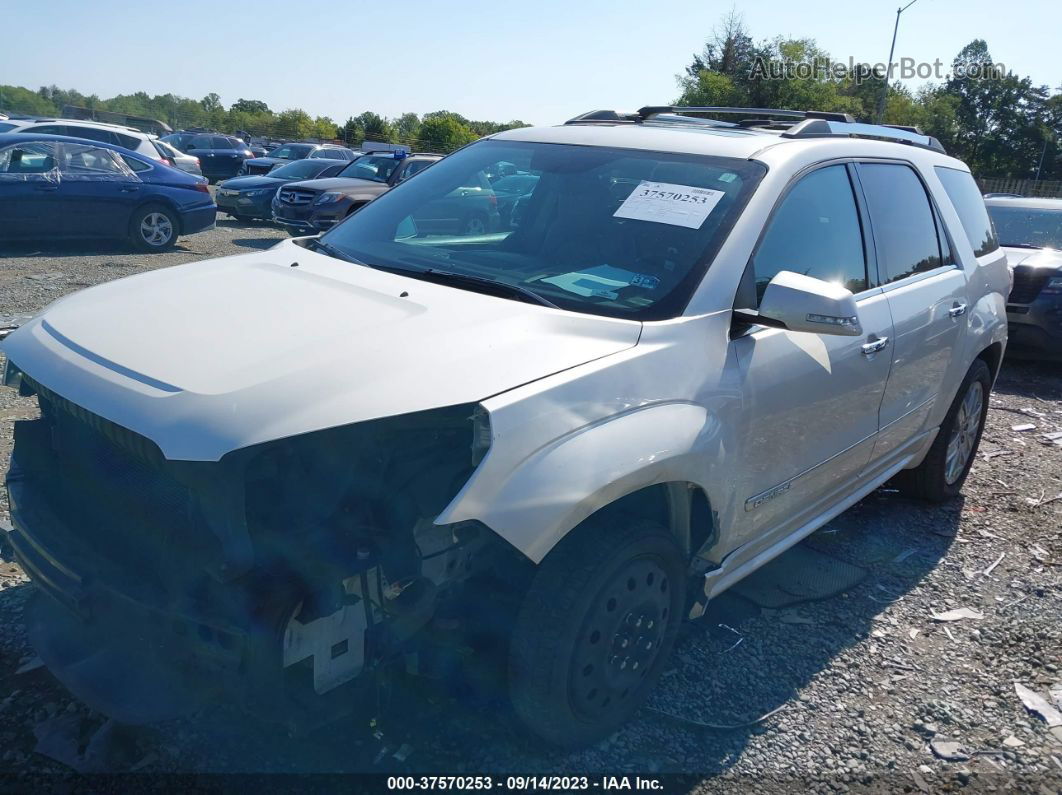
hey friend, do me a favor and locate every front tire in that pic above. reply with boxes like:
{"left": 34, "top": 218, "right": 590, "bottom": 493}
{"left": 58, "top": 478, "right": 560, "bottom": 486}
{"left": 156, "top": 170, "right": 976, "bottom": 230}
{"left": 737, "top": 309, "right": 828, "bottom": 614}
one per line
{"left": 895, "top": 358, "right": 991, "bottom": 502}
{"left": 509, "top": 520, "right": 686, "bottom": 747}
{"left": 129, "top": 205, "right": 178, "bottom": 252}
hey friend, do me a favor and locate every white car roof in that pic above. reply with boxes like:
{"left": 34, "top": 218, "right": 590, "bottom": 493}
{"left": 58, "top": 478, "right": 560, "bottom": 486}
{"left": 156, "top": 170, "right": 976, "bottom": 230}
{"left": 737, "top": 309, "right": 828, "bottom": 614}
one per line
{"left": 492, "top": 114, "right": 959, "bottom": 167}
{"left": 6, "top": 117, "right": 149, "bottom": 137}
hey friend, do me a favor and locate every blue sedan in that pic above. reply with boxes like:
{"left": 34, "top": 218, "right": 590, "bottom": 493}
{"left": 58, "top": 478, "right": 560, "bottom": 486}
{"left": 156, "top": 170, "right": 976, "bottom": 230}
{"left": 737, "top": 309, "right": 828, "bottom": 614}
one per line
{"left": 0, "top": 133, "right": 216, "bottom": 251}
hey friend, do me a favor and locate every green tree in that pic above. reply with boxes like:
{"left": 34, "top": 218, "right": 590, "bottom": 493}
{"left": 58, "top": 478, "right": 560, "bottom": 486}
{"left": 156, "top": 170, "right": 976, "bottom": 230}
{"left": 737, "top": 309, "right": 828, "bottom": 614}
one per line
{"left": 417, "top": 115, "right": 478, "bottom": 152}
{"left": 232, "top": 98, "right": 270, "bottom": 115}
{"left": 276, "top": 108, "right": 314, "bottom": 140}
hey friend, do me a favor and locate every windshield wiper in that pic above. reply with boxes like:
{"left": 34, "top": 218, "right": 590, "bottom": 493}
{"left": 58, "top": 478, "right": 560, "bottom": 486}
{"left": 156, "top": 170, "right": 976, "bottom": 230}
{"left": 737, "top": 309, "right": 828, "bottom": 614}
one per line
{"left": 360, "top": 261, "right": 557, "bottom": 308}
{"left": 1002, "top": 242, "right": 1043, "bottom": 249}
{"left": 419, "top": 269, "right": 558, "bottom": 308}
{"left": 310, "top": 238, "right": 364, "bottom": 264}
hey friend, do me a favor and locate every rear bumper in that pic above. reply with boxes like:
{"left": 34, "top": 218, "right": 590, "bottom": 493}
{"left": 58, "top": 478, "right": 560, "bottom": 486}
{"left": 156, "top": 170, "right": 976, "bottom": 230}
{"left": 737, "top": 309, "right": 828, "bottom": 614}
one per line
{"left": 179, "top": 204, "right": 218, "bottom": 235}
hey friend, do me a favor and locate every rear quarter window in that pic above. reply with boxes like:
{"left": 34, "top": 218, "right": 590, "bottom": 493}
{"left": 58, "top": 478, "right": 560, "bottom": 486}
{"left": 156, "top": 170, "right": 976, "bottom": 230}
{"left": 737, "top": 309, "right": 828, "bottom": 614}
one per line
{"left": 935, "top": 167, "right": 999, "bottom": 257}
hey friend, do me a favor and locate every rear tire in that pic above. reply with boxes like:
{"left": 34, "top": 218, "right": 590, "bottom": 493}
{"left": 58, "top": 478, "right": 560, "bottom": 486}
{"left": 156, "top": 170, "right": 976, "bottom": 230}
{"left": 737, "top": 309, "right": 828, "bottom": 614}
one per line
{"left": 894, "top": 358, "right": 991, "bottom": 502}
{"left": 129, "top": 205, "right": 178, "bottom": 252}
{"left": 509, "top": 519, "right": 686, "bottom": 747}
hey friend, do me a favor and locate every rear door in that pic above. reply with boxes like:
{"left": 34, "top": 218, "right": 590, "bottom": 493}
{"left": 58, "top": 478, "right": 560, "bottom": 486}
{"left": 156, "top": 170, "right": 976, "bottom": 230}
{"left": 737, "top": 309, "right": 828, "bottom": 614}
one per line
{"left": 856, "top": 162, "right": 969, "bottom": 460}
{"left": 728, "top": 163, "right": 895, "bottom": 545}
{"left": 55, "top": 143, "right": 142, "bottom": 237}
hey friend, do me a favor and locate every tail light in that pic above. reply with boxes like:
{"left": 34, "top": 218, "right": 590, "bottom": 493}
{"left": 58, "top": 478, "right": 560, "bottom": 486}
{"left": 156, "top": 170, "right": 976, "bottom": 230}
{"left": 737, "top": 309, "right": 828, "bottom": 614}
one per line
{"left": 192, "top": 182, "right": 210, "bottom": 193}
{"left": 162, "top": 158, "right": 175, "bottom": 167}
{"left": 488, "top": 193, "right": 498, "bottom": 209}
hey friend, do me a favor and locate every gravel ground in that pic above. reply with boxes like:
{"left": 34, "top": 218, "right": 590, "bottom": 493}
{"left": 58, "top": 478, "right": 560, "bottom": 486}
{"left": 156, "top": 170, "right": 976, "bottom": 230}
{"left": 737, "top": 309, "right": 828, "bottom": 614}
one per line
{"left": 0, "top": 224, "right": 1060, "bottom": 791}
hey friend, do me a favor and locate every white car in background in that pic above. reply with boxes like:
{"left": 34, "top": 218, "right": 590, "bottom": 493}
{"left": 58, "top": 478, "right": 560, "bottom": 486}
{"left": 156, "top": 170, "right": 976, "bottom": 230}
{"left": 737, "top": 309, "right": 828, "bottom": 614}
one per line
{"left": 0, "top": 117, "right": 164, "bottom": 161}
{"left": 152, "top": 138, "right": 202, "bottom": 176}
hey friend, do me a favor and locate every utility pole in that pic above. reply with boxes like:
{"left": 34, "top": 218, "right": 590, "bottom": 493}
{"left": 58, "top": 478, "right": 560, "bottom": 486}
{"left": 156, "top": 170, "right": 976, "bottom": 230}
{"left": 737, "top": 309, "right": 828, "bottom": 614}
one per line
{"left": 1035, "top": 134, "right": 1051, "bottom": 181}
{"left": 875, "top": 0, "right": 922, "bottom": 124}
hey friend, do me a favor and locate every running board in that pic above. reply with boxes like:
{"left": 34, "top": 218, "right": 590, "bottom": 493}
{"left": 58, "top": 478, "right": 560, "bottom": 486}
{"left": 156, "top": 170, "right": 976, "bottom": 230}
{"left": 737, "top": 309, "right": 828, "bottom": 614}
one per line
{"left": 688, "top": 454, "right": 913, "bottom": 619}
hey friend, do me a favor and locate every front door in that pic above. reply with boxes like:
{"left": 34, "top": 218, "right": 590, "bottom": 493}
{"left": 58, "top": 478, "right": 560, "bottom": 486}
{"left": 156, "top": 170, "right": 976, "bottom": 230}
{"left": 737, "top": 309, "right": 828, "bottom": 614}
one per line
{"left": 0, "top": 140, "right": 62, "bottom": 239}
{"left": 726, "top": 163, "right": 894, "bottom": 550}
{"left": 855, "top": 162, "right": 969, "bottom": 459}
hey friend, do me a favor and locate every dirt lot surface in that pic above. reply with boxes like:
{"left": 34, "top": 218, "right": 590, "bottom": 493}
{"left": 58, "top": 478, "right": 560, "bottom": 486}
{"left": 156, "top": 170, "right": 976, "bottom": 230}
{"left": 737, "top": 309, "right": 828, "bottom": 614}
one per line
{"left": 0, "top": 223, "right": 1060, "bottom": 792}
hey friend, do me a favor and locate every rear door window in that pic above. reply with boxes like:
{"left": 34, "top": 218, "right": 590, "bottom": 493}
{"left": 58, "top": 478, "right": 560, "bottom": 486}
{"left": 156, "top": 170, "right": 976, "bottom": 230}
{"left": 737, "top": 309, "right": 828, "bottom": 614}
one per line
{"left": 858, "top": 163, "right": 945, "bottom": 283}
{"left": 60, "top": 144, "right": 132, "bottom": 179}
{"left": 749, "top": 164, "right": 869, "bottom": 302}
{"left": 935, "top": 167, "right": 999, "bottom": 256}
{"left": 189, "top": 135, "right": 212, "bottom": 150}
{"left": 66, "top": 126, "right": 119, "bottom": 146}
{"left": 212, "top": 136, "right": 231, "bottom": 149}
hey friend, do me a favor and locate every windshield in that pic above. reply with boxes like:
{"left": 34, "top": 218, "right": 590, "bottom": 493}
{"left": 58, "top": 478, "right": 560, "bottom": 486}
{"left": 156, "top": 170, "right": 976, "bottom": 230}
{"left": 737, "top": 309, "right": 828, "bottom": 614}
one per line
{"left": 338, "top": 155, "right": 401, "bottom": 183}
{"left": 311, "top": 148, "right": 348, "bottom": 159}
{"left": 266, "top": 144, "right": 313, "bottom": 160}
{"left": 987, "top": 205, "right": 1062, "bottom": 250}
{"left": 318, "top": 140, "right": 765, "bottom": 320}
{"left": 269, "top": 159, "right": 335, "bottom": 179}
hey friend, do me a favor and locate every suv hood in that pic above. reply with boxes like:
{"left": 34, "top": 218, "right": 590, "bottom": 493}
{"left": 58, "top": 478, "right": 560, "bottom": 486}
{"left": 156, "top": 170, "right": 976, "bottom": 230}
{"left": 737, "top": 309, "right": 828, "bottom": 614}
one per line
{"left": 285, "top": 177, "right": 385, "bottom": 194}
{"left": 1003, "top": 246, "right": 1062, "bottom": 269}
{"left": 3, "top": 240, "right": 640, "bottom": 461}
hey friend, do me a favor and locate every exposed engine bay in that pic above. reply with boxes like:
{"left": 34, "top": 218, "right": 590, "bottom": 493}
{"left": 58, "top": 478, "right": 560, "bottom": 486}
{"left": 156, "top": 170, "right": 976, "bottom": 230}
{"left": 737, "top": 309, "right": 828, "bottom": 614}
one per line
{"left": 4, "top": 368, "right": 524, "bottom": 729}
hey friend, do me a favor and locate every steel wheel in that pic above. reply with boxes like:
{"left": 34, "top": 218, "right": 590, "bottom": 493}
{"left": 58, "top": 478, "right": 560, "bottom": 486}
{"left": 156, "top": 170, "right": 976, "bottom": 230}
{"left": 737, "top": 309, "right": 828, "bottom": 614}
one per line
{"left": 139, "top": 212, "right": 174, "bottom": 247}
{"left": 509, "top": 520, "right": 685, "bottom": 747}
{"left": 569, "top": 557, "right": 671, "bottom": 722}
{"left": 944, "top": 380, "right": 984, "bottom": 485}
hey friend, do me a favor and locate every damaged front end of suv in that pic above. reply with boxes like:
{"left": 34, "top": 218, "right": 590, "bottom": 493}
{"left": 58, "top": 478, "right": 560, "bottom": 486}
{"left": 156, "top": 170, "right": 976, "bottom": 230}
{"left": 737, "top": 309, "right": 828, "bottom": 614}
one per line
{"left": 3, "top": 362, "right": 513, "bottom": 729}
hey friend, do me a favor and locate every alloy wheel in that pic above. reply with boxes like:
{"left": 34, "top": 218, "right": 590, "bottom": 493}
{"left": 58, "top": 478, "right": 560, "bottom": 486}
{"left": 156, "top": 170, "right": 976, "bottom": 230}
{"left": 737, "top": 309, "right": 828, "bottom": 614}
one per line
{"left": 140, "top": 212, "right": 174, "bottom": 247}
{"left": 944, "top": 380, "right": 984, "bottom": 485}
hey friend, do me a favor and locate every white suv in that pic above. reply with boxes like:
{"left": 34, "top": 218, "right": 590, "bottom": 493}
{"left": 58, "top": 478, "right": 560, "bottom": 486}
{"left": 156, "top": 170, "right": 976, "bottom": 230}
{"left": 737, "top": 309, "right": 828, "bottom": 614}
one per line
{"left": 0, "top": 117, "right": 162, "bottom": 161}
{"left": 1, "top": 107, "right": 1009, "bottom": 745}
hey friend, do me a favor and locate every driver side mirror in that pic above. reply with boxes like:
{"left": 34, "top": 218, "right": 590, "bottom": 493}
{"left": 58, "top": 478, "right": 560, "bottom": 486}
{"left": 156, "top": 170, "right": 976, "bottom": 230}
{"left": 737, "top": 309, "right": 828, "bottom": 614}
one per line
{"left": 741, "top": 270, "right": 862, "bottom": 337}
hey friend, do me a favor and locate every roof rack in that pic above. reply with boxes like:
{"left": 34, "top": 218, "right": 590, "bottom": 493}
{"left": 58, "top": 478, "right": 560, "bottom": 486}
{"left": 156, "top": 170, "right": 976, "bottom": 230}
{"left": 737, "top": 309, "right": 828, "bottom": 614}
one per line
{"left": 637, "top": 106, "right": 857, "bottom": 123}
{"left": 780, "top": 118, "right": 945, "bottom": 153}
{"left": 564, "top": 106, "right": 946, "bottom": 153}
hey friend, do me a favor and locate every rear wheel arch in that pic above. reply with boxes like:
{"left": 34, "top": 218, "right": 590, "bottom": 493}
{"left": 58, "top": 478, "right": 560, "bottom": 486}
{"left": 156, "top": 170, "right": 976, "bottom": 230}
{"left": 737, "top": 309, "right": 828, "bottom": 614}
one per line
{"left": 977, "top": 341, "right": 1004, "bottom": 383}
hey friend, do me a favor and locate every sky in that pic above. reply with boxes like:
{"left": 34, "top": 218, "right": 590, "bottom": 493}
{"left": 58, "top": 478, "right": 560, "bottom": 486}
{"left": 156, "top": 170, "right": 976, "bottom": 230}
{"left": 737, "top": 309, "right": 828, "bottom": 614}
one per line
{"left": 2, "top": 0, "right": 1059, "bottom": 126}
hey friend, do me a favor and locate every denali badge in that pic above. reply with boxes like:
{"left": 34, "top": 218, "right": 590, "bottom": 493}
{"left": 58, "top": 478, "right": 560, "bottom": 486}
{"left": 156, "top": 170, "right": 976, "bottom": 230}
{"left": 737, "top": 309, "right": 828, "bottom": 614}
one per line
{"left": 745, "top": 481, "right": 791, "bottom": 512}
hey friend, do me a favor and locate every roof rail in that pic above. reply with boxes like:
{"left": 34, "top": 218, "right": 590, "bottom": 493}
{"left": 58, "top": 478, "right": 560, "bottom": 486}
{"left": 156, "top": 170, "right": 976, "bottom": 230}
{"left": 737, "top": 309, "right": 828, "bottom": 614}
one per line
{"left": 780, "top": 118, "right": 945, "bottom": 153}
{"left": 564, "top": 110, "right": 640, "bottom": 124}
{"left": 637, "top": 106, "right": 856, "bottom": 123}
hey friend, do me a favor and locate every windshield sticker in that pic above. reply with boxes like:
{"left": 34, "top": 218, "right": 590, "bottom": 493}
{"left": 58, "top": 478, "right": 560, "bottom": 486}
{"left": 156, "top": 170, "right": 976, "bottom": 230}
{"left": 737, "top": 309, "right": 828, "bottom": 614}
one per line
{"left": 613, "top": 180, "right": 725, "bottom": 229}
{"left": 541, "top": 265, "right": 659, "bottom": 299}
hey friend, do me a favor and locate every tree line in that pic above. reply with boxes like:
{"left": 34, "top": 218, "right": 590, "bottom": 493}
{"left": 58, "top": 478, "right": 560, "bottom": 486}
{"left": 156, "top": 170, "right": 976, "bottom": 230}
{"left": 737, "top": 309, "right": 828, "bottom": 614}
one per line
{"left": 0, "top": 85, "right": 529, "bottom": 154}
{"left": 676, "top": 13, "right": 1061, "bottom": 180}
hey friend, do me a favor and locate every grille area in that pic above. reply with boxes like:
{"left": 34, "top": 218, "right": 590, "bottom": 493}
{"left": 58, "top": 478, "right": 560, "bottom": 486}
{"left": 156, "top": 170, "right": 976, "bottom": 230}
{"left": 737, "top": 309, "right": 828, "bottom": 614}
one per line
{"left": 11, "top": 381, "right": 218, "bottom": 602}
{"left": 1010, "top": 265, "right": 1052, "bottom": 304}
{"left": 278, "top": 188, "right": 316, "bottom": 206}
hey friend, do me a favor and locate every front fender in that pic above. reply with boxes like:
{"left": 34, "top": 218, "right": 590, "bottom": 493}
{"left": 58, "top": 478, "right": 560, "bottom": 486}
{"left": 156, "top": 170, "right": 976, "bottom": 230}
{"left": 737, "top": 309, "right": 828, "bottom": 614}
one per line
{"left": 435, "top": 402, "right": 716, "bottom": 564}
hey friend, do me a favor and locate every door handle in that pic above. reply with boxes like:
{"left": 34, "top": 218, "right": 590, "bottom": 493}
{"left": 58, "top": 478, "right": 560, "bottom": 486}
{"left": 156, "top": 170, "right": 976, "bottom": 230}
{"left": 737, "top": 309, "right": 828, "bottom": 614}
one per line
{"left": 949, "top": 303, "right": 967, "bottom": 317}
{"left": 861, "top": 336, "right": 889, "bottom": 355}
{"left": 34, "top": 185, "right": 58, "bottom": 192}
{"left": 120, "top": 185, "right": 140, "bottom": 193}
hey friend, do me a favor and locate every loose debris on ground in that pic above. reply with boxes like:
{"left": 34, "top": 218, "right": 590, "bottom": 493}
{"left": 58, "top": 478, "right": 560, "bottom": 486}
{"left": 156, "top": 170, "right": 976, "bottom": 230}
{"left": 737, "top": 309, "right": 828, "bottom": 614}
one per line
{"left": 0, "top": 224, "right": 1060, "bottom": 790}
